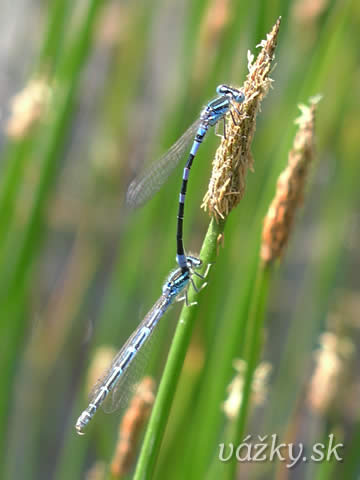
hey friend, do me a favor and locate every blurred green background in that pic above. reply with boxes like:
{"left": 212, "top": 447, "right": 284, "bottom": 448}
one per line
{"left": 0, "top": 0, "right": 359, "bottom": 479}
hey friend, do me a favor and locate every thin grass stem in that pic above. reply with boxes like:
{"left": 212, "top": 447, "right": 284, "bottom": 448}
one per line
{"left": 134, "top": 218, "right": 225, "bottom": 479}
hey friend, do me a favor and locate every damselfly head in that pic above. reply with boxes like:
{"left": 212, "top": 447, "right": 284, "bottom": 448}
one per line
{"left": 233, "top": 90, "right": 245, "bottom": 104}
{"left": 186, "top": 255, "right": 202, "bottom": 269}
{"left": 216, "top": 84, "right": 245, "bottom": 104}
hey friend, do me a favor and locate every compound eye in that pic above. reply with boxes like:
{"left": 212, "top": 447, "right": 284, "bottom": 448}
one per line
{"left": 187, "top": 256, "right": 202, "bottom": 268}
{"left": 216, "top": 84, "right": 227, "bottom": 95}
{"left": 235, "top": 91, "right": 245, "bottom": 103}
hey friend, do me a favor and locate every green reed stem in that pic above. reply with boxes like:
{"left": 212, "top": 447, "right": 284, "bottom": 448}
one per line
{"left": 226, "top": 261, "right": 273, "bottom": 479}
{"left": 0, "top": 0, "right": 72, "bottom": 255}
{"left": 0, "top": 0, "right": 104, "bottom": 472}
{"left": 134, "top": 218, "right": 225, "bottom": 479}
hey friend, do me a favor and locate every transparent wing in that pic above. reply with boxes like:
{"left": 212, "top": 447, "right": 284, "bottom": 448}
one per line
{"left": 88, "top": 296, "right": 171, "bottom": 414}
{"left": 103, "top": 319, "right": 159, "bottom": 413}
{"left": 126, "top": 119, "right": 201, "bottom": 208}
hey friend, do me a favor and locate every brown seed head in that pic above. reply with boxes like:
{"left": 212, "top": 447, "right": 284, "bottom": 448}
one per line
{"left": 6, "top": 76, "right": 52, "bottom": 139}
{"left": 111, "top": 377, "right": 156, "bottom": 477}
{"left": 260, "top": 95, "right": 321, "bottom": 265}
{"left": 223, "top": 359, "right": 272, "bottom": 420}
{"left": 307, "top": 332, "right": 354, "bottom": 416}
{"left": 202, "top": 17, "right": 281, "bottom": 221}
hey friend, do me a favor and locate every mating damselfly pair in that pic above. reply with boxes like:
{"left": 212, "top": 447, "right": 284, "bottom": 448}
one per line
{"left": 76, "top": 85, "right": 245, "bottom": 434}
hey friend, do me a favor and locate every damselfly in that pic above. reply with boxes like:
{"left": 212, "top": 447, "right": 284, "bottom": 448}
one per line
{"left": 126, "top": 85, "right": 245, "bottom": 271}
{"left": 75, "top": 255, "right": 208, "bottom": 434}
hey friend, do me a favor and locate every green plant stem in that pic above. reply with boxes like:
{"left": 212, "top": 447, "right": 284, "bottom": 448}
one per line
{"left": 134, "top": 218, "right": 225, "bottom": 480}
{"left": 0, "top": 0, "right": 104, "bottom": 471}
{"left": 185, "top": 242, "right": 259, "bottom": 480}
{"left": 38, "top": 0, "right": 73, "bottom": 71}
{"left": 0, "top": 0, "right": 72, "bottom": 255}
{"left": 226, "top": 261, "right": 273, "bottom": 479}
{"left": 1, "top": 0, "right": 104, "bottom": 303}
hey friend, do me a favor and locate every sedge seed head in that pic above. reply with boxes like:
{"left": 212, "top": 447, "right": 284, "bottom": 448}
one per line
{"left": 223, "top": 359, "right": 272, "bottom": 420}
{"left": 307, "top": 332, "right": 354, "bottom": 416}
{"left": 260, "top": 95, "right": 321, "bottom": 265}
{"left": 202, "top": 17, "right": 281, "bottom": 221}
{"left": 6, "top": 76, "right": 52, "bottom": 139}
{"left": 111, "top": 377, "right": 156, "bottom": 477}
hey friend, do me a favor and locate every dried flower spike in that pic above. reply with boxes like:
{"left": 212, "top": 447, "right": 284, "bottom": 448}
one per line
{"left": 307, "top": 332, "right": 354, "bottom": 416}
{"left": 111, "top": 377, "right": 156, "bottom": 478}
{"left": 202, "top": 17, "right": 281, "bottom": 221}
{"left": 223, "top": 359, "right": 272, "bottom": 420}
{"left": 6, "top": 77, "right": 52, "bottom": 139}
{"left": 261, "top": 95, "right": 321, "bottom": 265}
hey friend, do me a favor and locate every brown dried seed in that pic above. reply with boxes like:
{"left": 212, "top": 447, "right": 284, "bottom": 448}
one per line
{"left": 202, "top": 17, "right": 281, "bottom": 221}
{"left": 111, "top": 377, "right": 156, "bottom": 477}
{"left": 6, "top": 77, "right": 52, "bottom": 139}
{"left": 260, "top": 96, "right": 321, "bottom": 265}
